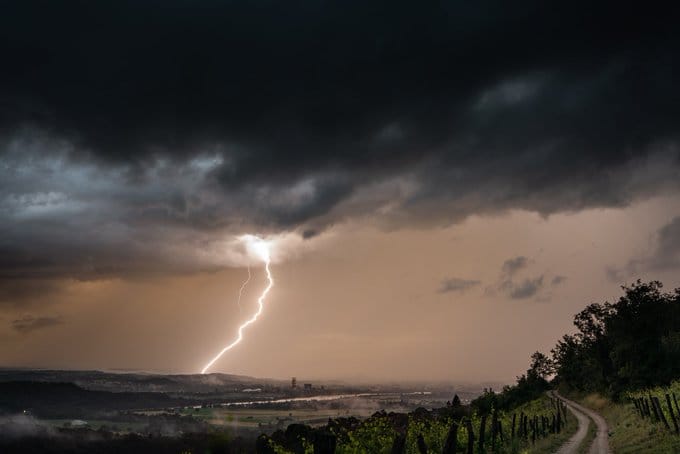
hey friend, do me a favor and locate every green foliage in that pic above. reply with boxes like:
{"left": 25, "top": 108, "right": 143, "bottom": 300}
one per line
{"left": 628, "top": 380, "right": 680, "bottom": 429}
{"left": 334, "top": 416, "right": 396, "bottom": 454}
{"left": 552, "top": 281, "right": 680, "bottom": 398}
{"left": 264, "top": 395, "right": 577, "bottom": 454}
{"left": 404, "top": 415, "right": 450, "bottom": 453}
{"left": 571, "top": 391, "right": 680, "bottom": 454}
{"left": 472, "top": 353, "right": 551, "bottom": 413}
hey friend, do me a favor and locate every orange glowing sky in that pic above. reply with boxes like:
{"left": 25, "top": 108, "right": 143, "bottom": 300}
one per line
{"left": 2, "top": 1, "right": 679, "bottom": 384}
{"left": 2, "top": 196, "right": 678, "bottom": 383}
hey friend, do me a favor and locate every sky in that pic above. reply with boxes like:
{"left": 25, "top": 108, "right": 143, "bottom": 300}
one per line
{"left": 1, "top": 1, "right": 679, "bottom": 383}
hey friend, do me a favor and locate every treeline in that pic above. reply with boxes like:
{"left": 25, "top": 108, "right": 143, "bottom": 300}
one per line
{"left": 552, "top": 280, "right": 680, "bottom": 397}
{"left": 472, "top": 352, "right": 552, "bottom": 413}
{"left": 474, "top": 280, "right": 680, "bottom": 409}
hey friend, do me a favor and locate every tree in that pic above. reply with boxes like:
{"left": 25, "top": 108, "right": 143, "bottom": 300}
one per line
{"left": 528, "top": 351, "right": 553, "bottom": 380}
{"left": 550, "top": 280, "right": 680, "bottom": 397}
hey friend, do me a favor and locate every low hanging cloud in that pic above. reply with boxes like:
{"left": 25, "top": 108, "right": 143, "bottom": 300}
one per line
{"left": 492, "top": 256, "right": 550, "bottom": 301}
{"left": 11, "top": 315, "right": 64, "bottom": 334}
{"left": 509, "top": 276, "right": 545, "bottom": 299}
{"left": 551, "top": 275, "right": 567, "bottom": 286}
{"left": 649, "top": 216, "right": 680, "bottom": 270}
{"left": 607, "top": 216, "right": 680, "bottom": 283}
{"left": 501, "top": 256, "right": 530, "bottom": 277}
{"left": 438, "top": 278, "right": 482, "bottom": 294}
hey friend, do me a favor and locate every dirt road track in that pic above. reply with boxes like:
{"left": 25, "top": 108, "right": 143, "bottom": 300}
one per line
{"left": 553, "top": 391, "right": 610, "bottom": 454}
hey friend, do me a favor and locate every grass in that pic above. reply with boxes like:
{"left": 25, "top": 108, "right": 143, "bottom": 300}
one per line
{"left": 567, "top": 390, "right": 680, "bottom": 454}
{"left": 474, "top": 395, "right": 579, "bottom": 454}
{"left": 575, "top": 413, "right": 595, "bottom": 454}
{"left": 515, "top": 395, "right": 579, "bottom": 454}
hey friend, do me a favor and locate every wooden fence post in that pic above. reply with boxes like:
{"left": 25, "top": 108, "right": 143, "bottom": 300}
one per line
{"left": 511, "top": 413, "right": 516, "bottom": 439}
{"left": 491, "top": 410, "right": 498, "bottom": 451}
{"left": 633, "top": 399, "right": 643, "bottom": 418}
{"left": 442, "top": 420, "right": 459, "bottom": 454}
{"left": 534, "top": 416, "right": 539, "bottom": 439}
{"left": 416, "top": 434, "right": 428, "bottom": 454}
{"left": 478, "top": 415, "right": 487, "bottom": 452}
{"left": 650, "top": 396, "right": 661, "bottom": 422}
{"left": 498, "top": 420, "right": 504, "bottom": 443}
{"left": 653, "top": 397, "right": 671, "bottom": 430}
{"left": 390, "top": 433, "right": 406, "bottom": 454}
{"left": 665, "top": 394, "right": 679, "bottom": 434}
{"left": 551, "top": 414, "right": 556, "bottom": 433}
{"left": 673, "top": 393, "right": 680, "bottom": 419}
{"left": 466, "top": 419, "right": 475, "bottom": 454}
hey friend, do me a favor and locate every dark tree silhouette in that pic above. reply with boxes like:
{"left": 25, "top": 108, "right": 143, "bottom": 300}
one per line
{"left": 551, "top": 280, "right": 680, "bottom": 397}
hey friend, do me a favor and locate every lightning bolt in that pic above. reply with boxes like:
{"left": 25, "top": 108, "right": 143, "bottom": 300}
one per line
{"left": 201, "top": 240, "right": 274, "bottom": 374}
{"left": 237, "top": 266, "right": 251, "bottom": 313}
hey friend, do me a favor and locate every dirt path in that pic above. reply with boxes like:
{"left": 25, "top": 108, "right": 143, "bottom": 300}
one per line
{"left": 554, "top": 391, "right": 610, "bottom": 454}
{"left": 553, "top": 391, "right": 591, "bottom": 454}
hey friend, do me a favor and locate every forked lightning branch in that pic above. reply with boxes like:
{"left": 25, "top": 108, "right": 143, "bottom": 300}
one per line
{"left": 201, "top": 235, "right": 274, "bottom": 374}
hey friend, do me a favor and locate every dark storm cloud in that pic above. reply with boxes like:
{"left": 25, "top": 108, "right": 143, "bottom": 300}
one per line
{"left": 650, "top": 216, "right": 680, "bottom": 270}
{"left": 0, "top": 278, "right": 64, "bottom": 307}
{"left": 11, "top": 315, "right": 63, "bottom": 334}
{"left": 551, "top": 275, "right": 567, "bottom": 286}
{"left": 438, "top": 278, "right": 481, "bottom": 294}
{"left": 509, "top": 276, "right": 544, "bottom": 300}
{"left": 492, "top": 256, "right": 548, "bottom": 300}
{"left": 1, "top": 0, "right": 680, "bottom": 285}
{"left": 502, "top": 257, "right": 530, "bottom": 277}
{"left": 301, "top": 229, "right": 320, "bottom": 240}
{"left": 608, "top": 216, "right": 680, "bottom": 282}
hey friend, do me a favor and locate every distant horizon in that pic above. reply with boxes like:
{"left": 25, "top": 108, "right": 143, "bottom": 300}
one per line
{"left": 0, "top": 365, "right": 514, "bottom": 389}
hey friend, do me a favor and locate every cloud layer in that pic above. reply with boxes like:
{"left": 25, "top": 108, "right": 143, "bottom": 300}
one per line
{"left": 1, "top": 1, "right": 679, "bottom": 288}
{"left": 438, "top": 278, "right": 481, "bottom": 294}
{"left": 608, "top": 216, "right": 680, "bottom": 282}
{"left": 11, "top": 315, "right": 63, "bottom": 334}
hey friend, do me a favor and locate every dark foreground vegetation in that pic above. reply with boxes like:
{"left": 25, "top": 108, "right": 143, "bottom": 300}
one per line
{"left": 0, "top": 429, "right": 253, "bottom": 454}
{"left": 256, "top": 396, "right": 574, "bottom": 453}
{"left": 0, "top": 397, "right": 572, "bottom": 453}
